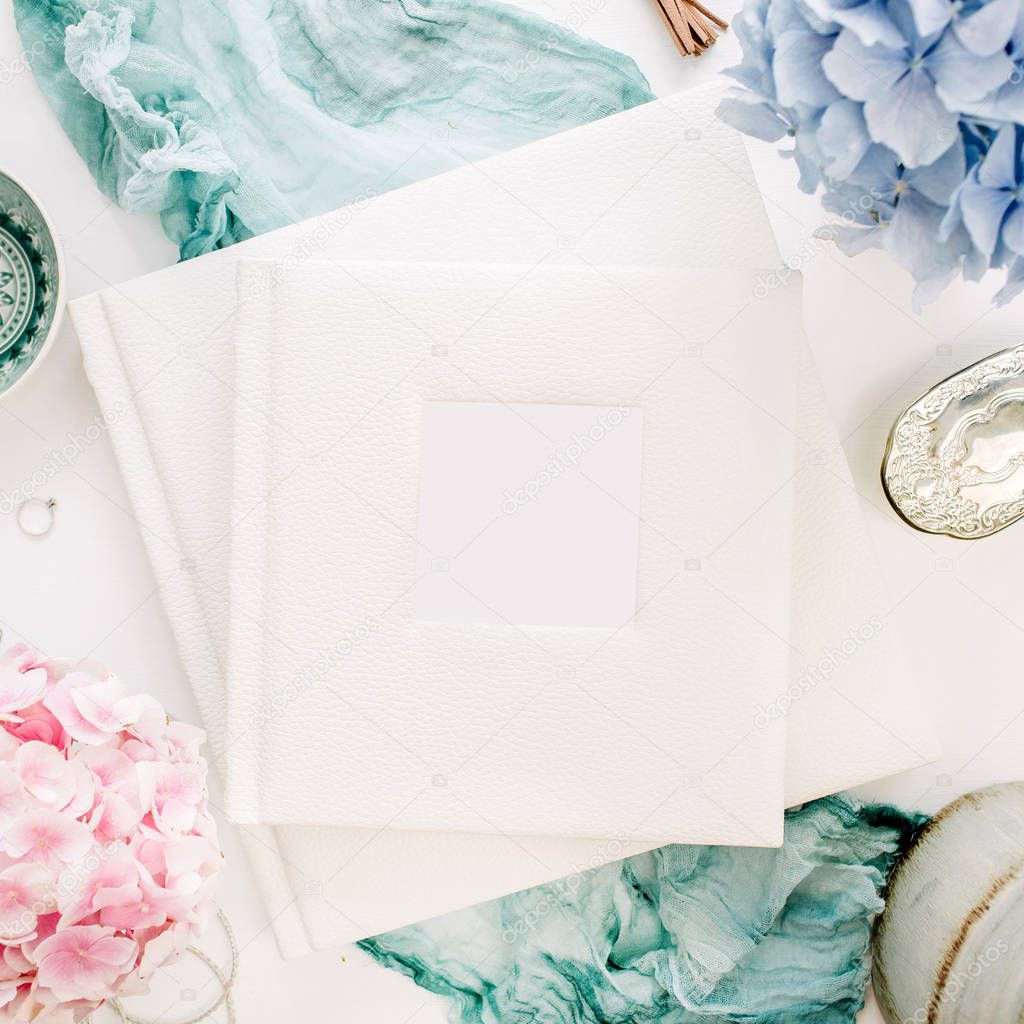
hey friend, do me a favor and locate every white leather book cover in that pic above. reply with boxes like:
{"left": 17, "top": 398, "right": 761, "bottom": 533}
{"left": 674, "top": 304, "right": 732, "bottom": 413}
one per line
{"left": 227, "top": 260, "right": 798, "bottom": 843}
{"left": 67, "top": 81, "right": 937, "bottom": 954}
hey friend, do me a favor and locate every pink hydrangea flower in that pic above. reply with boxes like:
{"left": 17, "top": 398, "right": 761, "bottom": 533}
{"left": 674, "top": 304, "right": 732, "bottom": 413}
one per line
{"left": 0, "top": 864, "right": 54, "bottom": 943}
{"left": 0, "top": 647, "right": 220, "bottom": 1021}
{"left": 137, "top": 762, "right": 205, "bottom": 836}
{"left": 4, "top": 809, "right": 92, "bottom": 870}
{"left": 44, "top": 673, "right": 146, "bottom": 746}
{"left": 4, "top": 704, "right": 66, "bottom": 749}
{"left": 15, "top": 743, "right": 77, "bottom": 809}
{"left": 0, "top": 657, "right": 47, "bottom": 721}
{"left": 58, "top": 848, "right": 139, "bottom": 930}
{"left": 34, "top": 925, "right": 137, "bottom": 1004}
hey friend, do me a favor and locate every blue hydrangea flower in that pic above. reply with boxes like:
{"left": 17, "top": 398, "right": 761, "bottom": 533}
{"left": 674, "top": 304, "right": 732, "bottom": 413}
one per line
{"left": 719, "top": 0, "right": 1024, "bottom": 305}
{"left": 908, "top": 0, "right": 1018, "bottom": 51}
{"left": 823, "top": 22, "right": 1009, "bottom": 167}
{"left": 943, "top": 125, "right": 1024, "bottom": 256}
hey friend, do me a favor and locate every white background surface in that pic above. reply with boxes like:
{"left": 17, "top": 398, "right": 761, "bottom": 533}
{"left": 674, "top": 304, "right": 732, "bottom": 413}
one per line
{"left": 1, "top": 2, "right": 1023, "bottom": 1021}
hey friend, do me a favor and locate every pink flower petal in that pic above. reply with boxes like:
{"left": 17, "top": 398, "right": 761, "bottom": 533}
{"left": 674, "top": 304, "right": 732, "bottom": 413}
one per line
{"left": 43, "top": 685, "right": 111, "bottom": 746}
{"left": 3, "top": 703, "right": 66, "bottom": 749}
{"left": 0, "top": 661, "right": 48, "bottom": 717}
{"left": 15, "top": 742, "right": 76, "bottom": 808}
{"left": 0, "top": 863, "right": 53, "bottom": 943}
{"left": 0, "top": 768, "right": 27, "bottom": 835}
{"left": 57, "top": 848, "right": 139, "bottom": 930}
{"left": 70, "top": 683, "right": 128, "bottom": 735}
{"left": 33, "top": 925, "right": 137, "bottom": 1004}
{"left": 4, "top": 810, "right": 91, "bottom": 870}
{"left": 89, "top": 793, "right": 142, "bottom": 846}
{"left": 73, "top": 747, "right": 135, "bottom": 793}
{"left": 87, "top": 933, "right": 137, "bottom": 967}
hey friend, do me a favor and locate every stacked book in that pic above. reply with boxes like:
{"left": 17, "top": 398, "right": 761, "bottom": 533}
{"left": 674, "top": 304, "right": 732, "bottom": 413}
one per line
{"left": 68, "top": 82, "right": 937, "bottom": 958}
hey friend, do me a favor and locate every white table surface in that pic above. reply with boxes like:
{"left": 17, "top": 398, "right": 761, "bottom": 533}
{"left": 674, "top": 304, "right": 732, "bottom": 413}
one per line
{"left": 2, "top": 3, "right": 1022, "bottom": 1022}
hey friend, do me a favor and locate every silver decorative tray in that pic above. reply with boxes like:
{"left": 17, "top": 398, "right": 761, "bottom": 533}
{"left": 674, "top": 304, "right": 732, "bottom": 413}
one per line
{"left": 882, "top": 345, "right": 1024, "bottom": 539}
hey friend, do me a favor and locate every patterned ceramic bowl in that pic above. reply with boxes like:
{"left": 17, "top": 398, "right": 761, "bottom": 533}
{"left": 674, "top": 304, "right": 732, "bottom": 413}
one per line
{"left": 0, "top": 169, "right": 63, "bottom": 398}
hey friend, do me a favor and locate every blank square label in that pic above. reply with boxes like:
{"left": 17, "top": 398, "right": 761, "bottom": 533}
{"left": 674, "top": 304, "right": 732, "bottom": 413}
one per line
{"left": 414, "top": 401, "right": 643, "bottom": 629}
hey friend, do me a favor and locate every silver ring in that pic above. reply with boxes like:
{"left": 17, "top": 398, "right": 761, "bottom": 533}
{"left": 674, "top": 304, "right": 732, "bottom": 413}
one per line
{"left": 17, "top": 497, "right": 56, "bottom": 537}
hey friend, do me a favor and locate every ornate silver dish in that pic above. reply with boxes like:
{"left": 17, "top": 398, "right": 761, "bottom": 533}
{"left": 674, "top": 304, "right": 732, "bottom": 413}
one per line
{"left": 882, "top": 345, "right": 1024, "bottom": 539}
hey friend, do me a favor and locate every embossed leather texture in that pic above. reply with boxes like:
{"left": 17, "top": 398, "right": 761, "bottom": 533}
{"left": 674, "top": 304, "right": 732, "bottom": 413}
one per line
{"left": 68, "top": 81, "right": 938, "bottom": 955}
{"left": 227, "top": 260, "right": 797, "bottom": 841}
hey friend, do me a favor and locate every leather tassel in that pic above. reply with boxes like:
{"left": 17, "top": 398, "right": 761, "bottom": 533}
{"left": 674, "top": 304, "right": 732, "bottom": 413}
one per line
{"left": 650, "top": 0, "right": 728, "bottom": 56}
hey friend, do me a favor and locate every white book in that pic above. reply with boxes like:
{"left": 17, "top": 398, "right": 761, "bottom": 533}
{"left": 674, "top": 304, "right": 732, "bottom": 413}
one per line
{"left": 67, "top": 82, "right": 938, "bottom": 956}
{"left": 227, "top": 260, "right": 798, "bottom": 843}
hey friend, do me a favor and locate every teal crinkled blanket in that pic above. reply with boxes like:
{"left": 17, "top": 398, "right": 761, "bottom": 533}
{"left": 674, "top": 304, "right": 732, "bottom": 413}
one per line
{"left": 13, "top": 0, "right": 653, "bottom": 258}
{"left": 361, "top": 796, "right": 925, "bottom": 1023}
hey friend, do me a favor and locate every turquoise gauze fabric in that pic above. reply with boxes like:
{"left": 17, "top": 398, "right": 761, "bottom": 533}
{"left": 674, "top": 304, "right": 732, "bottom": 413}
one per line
{"left": 361, "top": 796, "right": 925, "bottom": 1023}
{"left": 13, "top": 0, "right": 653, "bottom": 258}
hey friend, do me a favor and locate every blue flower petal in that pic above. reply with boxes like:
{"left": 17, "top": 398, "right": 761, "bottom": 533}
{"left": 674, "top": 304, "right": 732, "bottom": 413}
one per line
{"left": 846, "top": 143, "right": 901, "bottom": 200}
{"left": 960, "top": 80, "right": 1024, "bottom": 123}
{"left": 955, "top": 0, "right": 1018, "bottom": 56}
{"left": 792, "top": 117, "right": 827, "bottom": 190}
{"left": 831, "top": 0, "right": 906, "bottom": 47}
{"left": 831, "top": 221, "right": 884, "bottom": 255}
{"left": 939, "top": 172, "right": 969, "bottom": 241}
{"left": 863, "top": 65, "right": 958, "bottom": 167}
{"left": 733, "top": 2, "right": 773, "bottom": 68}
{"left": 960, "top": 181, "right": 1014, "bottom": 255}
{"left": 725, "top": 58, "right": 776, "bottom": 96}
{"left": 1012, "top": 2, "right": 1024, "bottom": 50}
{"left": 912, "top": 265, "right": 960, "bottom": 310}
{"left": 905, "top": 0, "right": 950, "bottom": 38}
{"left": 889, "top": 0, "right": 932, "bottom": 44}
{"left": 716, "top": 93, "right": 791, "bottom": 142}
{"left": 905, "top": 138, "right": 966, "bottom": 204}
{"left": 798, "top": 0, "right": 848, "bottom": 26}
{"left": 928, "top": 30, "right": 1014, "bottom": 103}
{"left": 774, "top": 28, "right": 841, "bottom": 107}
{"left": 823, "top": 182, "right": 893, "bottom": 224}
{"left": 765, "top": 0, "right": 805, "bottom": 34}
{"left": 978, "top": 125, "right": 1018, "bottom": 189}
{"left": 792, "top": 0, "right": 837, "bottom": 36}
{"left": 883, "top": 191, "right": 951, "bottom": 276}
{"left": 964, "top": 244, "right": 991, "bottom": 280}
{"left": 1002, "top": 202, "right": 1024, "bottom": 253}
{"left": 817, "top": 98, "right": 872, "bottom": 177}
{"left": 995, "top": 257, "right": 1024, "bottom": 305}
{"left": 822, "top": 28, "right": 907, "bottom": 101}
